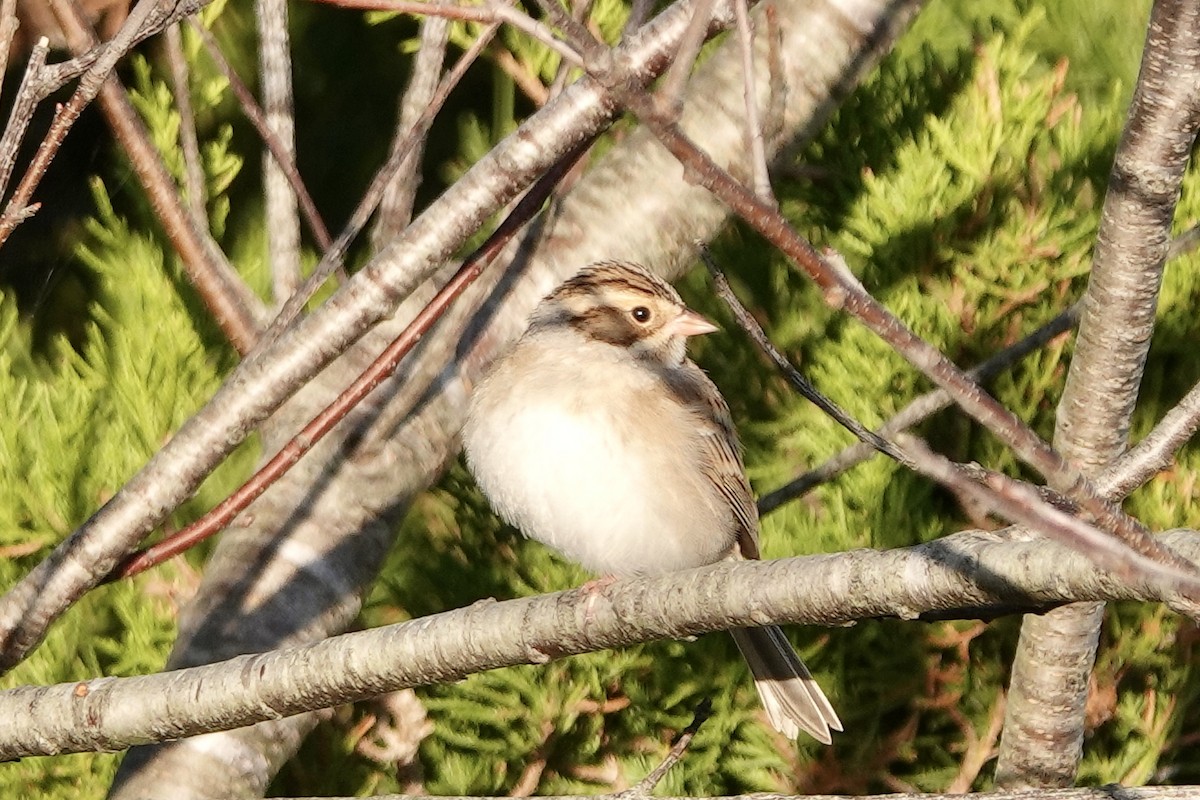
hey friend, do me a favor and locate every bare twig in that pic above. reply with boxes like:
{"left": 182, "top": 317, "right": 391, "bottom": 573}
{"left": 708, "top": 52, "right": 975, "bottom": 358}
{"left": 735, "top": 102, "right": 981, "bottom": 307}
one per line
{"left": 1098, "top": 376, "right": 1200, "bottom": 499}
{"left": 1168, "top": 220, "right": 1200, "bottom": 258}
{"left": 946, "top": 689, "right": 1007, "bottom": 793}
{"left": 622, "top": 701, "right": 710, "bottom": 797}
{"left": 110, "top": 136, "right": 595, "bottom": 579}
{"left": 271, "top": 791, "right": 1200, "bottom": 800}
{"left": 0, "top": 0, "right": 19, "bottom": 91}
{"left": 526, "top": 0, "right": 601, "bottom": 61}
{"left": 732, "top": 0, "right": 770, "bottom": 201}
{"left": 758, "top": 301, "right": 1080, "bottom": 514}
{"left": 759, "top": 210, "right": 1200, "bottom": 515}
{"left": 487, "top": 0, "right": 585, "bottom": 66}
{"left": 0, "top": 0, "right": 199, "bottom": 111}
{"left": 707, "top": 257, "right": 1200, "bottom": 591}
{"left": 317, "top": 0, "right": 584, "bottom": 66}
{"left": 613, "top": 94, "right": 1198, "bottom": 590}
{"left": 0, "top": 0, "right": 193, "bottom": 247}
{"left": 545, "top": 0, "right": 594, "bottom": 102}
{"left": 371, "top": 5, "right": 450, "bottom": 251}
{"left": 189, "top": 19, "right": 331, "bottom": 251}
{"left": 262, "top": 20, "right": 499, "bottom": 342}
{"left": 998, "top": 0, "right": 1200, "bottom": 786}
{"left": 655, "top": 0, "right": 718, "bottom": 114}
{"left": 0, "top": 0, "right": 742, "bottom": 680}
{"left": 703, "top": 253, "right": 909, "bottom": 466}
{"left": 257, "top": 0, "right": 303, "bottom": 300}
{"left": 902, "top": 436, "right": 1200, "bottom": 593}
{"left": 491, "top": 44, "right": 551, "bottom": 106}
{"left": 48, "top": 0, "right": 265, "bottom": 353}
{"left": 162, "top": 22, "right": 206, "bottom": 221}
{"left": 621, "top": 0, "right": 655, "bottom": 39}
{"left": 0, "top": 38, "right": 51, "bottom": 200}
{"left": 9, "top": 527, "right": 1200, "bottom": 760}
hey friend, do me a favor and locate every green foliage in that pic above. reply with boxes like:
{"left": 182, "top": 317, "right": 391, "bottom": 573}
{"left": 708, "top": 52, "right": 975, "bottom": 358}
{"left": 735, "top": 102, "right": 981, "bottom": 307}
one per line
{"left": 123, "top": 45, "right": 243, "bottom": 244}
{"left": 7, "top": 0, "right": 1199, "bottom": 795}
{"left": 331, "top": 8, "right": 1200, "bottom": 793}
{"left": 261, "top": 23, "right": 1193, "bottom": 794}
{"left": 0, "top": 178, "right": 255, "bottom": 796}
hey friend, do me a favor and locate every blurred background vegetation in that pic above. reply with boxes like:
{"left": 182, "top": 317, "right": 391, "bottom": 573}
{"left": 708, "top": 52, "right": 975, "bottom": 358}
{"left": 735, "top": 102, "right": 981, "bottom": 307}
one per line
{"left": 6, "top": 0, "right": 1200, "bottom": 795}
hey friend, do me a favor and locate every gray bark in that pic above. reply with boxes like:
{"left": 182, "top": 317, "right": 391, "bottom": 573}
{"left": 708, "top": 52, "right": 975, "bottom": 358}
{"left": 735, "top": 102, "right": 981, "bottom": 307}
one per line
{"left": 102, "top": 0, "right": 922, "bottom": 794}
{"left": 7, "top": 527, "right": 1200, "bottom": 761}
{"left": 0, "top": 0, "right": 726, "bottom": 675}
{"left": 257, "top": 0, "right": 302, "bottom": 301}
{"left": 996, "top": 0, "right": 1200, "bottom": 787}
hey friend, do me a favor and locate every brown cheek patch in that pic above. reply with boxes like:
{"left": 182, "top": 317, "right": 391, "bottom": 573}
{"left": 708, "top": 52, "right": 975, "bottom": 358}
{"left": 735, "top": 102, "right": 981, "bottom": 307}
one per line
{"left": 570, "top": 307, "right": 640, "bottom": 348}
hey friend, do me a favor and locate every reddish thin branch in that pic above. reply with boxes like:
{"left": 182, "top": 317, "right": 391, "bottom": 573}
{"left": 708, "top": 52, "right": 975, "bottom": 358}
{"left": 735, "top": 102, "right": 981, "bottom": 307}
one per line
{"left": 49, "top": 0, "right": 264, "bottom": 354}
{"left": 190, "top": 19, "right": 331, "bottom": 251}
{"left": 262, "top": 19, "right": 501, "bottom": 343}
{"left": 316, "top": 0, "right": 583, "bottom": 65}
{"left": 611, "top": 96, "right": 1199, "bottom": 590}
{"left": 110, "top": 135, "right": 596, "bottom": 579}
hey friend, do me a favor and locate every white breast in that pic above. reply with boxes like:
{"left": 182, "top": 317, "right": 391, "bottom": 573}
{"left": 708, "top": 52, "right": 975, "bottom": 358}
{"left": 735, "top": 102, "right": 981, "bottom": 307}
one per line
{"left": 462, "top": 334, "right": 734, "bottom": 576}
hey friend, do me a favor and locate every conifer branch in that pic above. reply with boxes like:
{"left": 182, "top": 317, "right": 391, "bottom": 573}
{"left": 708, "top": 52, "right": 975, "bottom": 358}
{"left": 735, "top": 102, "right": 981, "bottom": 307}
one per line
{"left": 998, "top": 0, "right": 1200, "bottom": 785}
{"left": 0, "top": 0, "right": 742, "bottom": 676}
{"left": 47, "top": 0, "right": 266, "bottom": 353}
{"left": 593, "top": 81, "right": 1200, "bottom": 593}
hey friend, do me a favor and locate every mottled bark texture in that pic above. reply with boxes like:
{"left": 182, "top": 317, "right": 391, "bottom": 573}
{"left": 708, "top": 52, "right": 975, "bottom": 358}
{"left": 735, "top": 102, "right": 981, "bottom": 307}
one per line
{"left": 996, "top": 0, "right": 1200, "bottom": 787}
{"left": 257, "top": 0, "right": 302, "bottom": 301}
{"left": 0, "top": 0, "right": 700, "bottom": 677}
{"left": 105, "top": 0, "right": 922, "bottom": 796}
{"left": 7, "top": 528, "right": 1200, "bottom": 762}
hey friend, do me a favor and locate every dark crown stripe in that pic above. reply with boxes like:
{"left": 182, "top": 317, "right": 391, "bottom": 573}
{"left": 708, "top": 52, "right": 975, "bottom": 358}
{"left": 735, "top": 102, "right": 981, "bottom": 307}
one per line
{"left": 555, "top": 262, "right": 678, "bottom": 303}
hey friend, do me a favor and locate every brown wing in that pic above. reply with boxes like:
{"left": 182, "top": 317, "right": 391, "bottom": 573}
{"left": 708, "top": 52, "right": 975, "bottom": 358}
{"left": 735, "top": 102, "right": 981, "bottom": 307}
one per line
{"left": 668, "top": 359, "right": 762, "bottom": 560}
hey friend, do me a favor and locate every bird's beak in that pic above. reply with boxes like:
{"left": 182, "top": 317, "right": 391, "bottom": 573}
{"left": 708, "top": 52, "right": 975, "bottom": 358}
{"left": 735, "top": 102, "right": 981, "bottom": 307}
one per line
{"left": 669, "top": 309, "right": 719, "bottom": 337}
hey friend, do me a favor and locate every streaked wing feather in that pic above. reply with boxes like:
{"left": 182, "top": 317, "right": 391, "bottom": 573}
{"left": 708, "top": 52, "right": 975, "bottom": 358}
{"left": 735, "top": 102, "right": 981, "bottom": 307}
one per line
{"left": 672, "top": 360, "right": 761, "bottom": 559}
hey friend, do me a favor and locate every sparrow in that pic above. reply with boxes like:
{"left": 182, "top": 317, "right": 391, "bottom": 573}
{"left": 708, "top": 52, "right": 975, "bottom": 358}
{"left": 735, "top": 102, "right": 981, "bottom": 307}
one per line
{"left": 462, "top": 261, "right": 841, "bottom": 742}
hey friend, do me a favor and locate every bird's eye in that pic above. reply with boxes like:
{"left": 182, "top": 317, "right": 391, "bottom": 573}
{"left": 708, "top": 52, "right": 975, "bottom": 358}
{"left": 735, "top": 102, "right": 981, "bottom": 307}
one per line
{"left": 631, "top": 306, "right": 652, "bottom": 323}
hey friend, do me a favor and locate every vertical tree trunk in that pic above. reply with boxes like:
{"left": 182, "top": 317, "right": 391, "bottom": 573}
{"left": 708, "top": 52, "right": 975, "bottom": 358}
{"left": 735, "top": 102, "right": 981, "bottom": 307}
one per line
{"left": 995, "top": 0, "right": 1200, "bottom": 786}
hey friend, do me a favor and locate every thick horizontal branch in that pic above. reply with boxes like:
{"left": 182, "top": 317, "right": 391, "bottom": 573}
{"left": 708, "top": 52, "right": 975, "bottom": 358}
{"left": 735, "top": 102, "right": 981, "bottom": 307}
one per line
{"left": 4, "top": 528, "right": 1199, "bottom": 760}
{"left": 0, "top": 0, "right": 736, "bottom": 674}
{"left": 270, "top": 789, "right": 1200, "bottom": 800}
